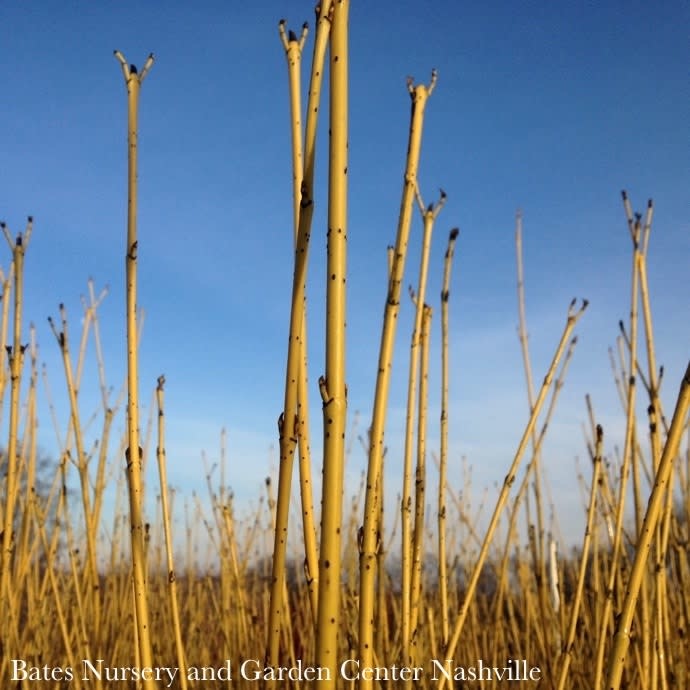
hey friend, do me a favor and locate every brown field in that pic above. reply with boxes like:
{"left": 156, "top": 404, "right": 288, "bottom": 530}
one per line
{"left": 1, "top": 2, "right": 688, "bottom": 689}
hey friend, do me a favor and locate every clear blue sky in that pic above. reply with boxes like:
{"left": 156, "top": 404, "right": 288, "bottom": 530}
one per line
{"left": 1, "top": 1, "right": 688, "bottom": 549}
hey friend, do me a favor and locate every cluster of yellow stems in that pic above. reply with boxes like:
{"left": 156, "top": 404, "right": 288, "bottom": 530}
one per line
{"left": 0, "top": 3, "right": 688, "bottom": 689}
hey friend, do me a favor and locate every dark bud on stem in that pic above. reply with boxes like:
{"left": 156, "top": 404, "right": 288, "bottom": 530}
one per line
{"left": 124, "top": 446, "right": 143, "bottom": 466}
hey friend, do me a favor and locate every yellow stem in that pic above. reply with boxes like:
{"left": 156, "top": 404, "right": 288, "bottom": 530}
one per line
{"left": 115, "top": 49, "right": 156, "bottom": 686}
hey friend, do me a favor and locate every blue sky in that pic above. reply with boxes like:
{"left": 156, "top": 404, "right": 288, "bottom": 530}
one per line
{"left": 1, "top": 1, "right": 688, "bottom": 551}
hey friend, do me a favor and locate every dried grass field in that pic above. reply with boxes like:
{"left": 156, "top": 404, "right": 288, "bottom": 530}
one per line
{"left": 1, "top": 2, "right": 689, "bottom": 688}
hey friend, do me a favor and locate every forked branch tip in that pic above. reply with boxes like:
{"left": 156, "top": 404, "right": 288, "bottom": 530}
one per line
{"left": 428, "top": 67, "right": 438, "bottom": 93}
